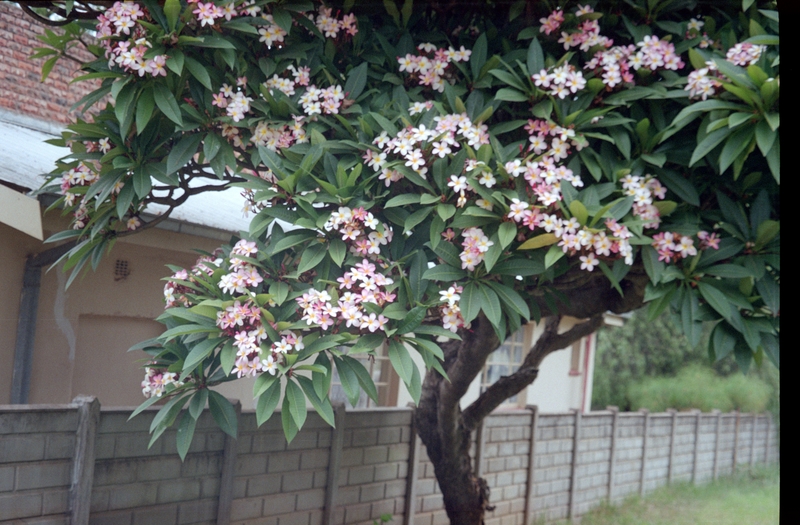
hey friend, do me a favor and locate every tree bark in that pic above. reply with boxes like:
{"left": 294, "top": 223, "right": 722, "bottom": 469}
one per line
{"left": 415, "top": 304, "right": 637, "bottom": 522}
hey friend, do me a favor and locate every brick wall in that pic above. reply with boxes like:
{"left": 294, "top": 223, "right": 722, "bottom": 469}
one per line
{"left": 0, "top": 3, "right": 97, "bottom": 125}
{"left": 0, "top": 402, "right": 779, "bottom": 525}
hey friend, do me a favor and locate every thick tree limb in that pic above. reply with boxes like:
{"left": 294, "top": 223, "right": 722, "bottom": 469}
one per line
{"left": 461, "top": 314, "right": 604, "bottom": 430}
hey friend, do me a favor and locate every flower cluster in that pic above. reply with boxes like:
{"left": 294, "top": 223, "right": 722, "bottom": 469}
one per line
{"left": 299, "top": 84, "right": 346, "bottom": 115}
{"left": 726, "top": 42, "right": 766, "bottom": 67}
{"left": 539, "top": 9, "right": 565, "bottom": 35}
{"left": 258, "top": 13, "right": 288, "bottom": 46}
{"left": 621, "top": 174, "right": 667, "bottom": 229}
{"left": 297, "top": 259, "right": 395, "bottom": 332}
{"left": 309, "top": 5, "right": 358, "bottom": 38}
{"left": 251, "top": 118, "right": 308, "bottom": 151}
{"left": 59, "top": 162, "right": 99, "bottom": 206}
{"left": 438, "top": 285, "right": 465, "bottom": 332}
{"left": 213, "top": 83, "right": 253, "bottom": 122}
{"left": 141, "top": 366, "right": 183, "bottom": 398}
{"left": 397, "top": 43, "right": 472, "bottom": 92}
{"left": 365, "top": 112, "right": 489, "bottom": 189}
{"left": 192, "top": 1, "right": 237, "bottom": 27}
{"left": 584, "top": 35, "right": 683, "bottom": 89}
{"left": 459, "top": 227, "right": 494, "bottom": 271}
{"left": 97, "top": 2, "right": 169, "bottom": 77}
{"left": 556, "top": 7, "right": 613, "bottom": 52}
{"left": 532, "top": 64, "right": 588, "bottom": 98}
{"left": 685, "top": 63, "right": 723, "bottom": 100}
{"left": 651, "top": 229, "right": 720, "bottom": 263}
{"left": 218, "top": 240, "right": 264, "bottom": 295}
{"left": 323, "top": 206, "right": 393, "bottom": 257}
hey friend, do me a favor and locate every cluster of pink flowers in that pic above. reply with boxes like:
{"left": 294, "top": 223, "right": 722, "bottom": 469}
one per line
{"left": 652, "top": 229, "right": 721, "bottom": 264}
{"left": 532, "top": 64, "right": 588, "bottom": 98}
{"left": 309, "top": 5, "right": 358, "bottom": 38}
{"left": 539, "top": 9, "right": 565, "bottom": 35}
{"left": 164, "top": 253, "right": 224, "bottom": 308}
{"left": 620, "top": 174, "right": 667, "bottom": 229}
{"left": 296, "top": 259, "right": 395, "bottom": 332}
{"left": 141, "top": 366, "right": 183, "bottom": 398}
{"left": 213, "top": 82, "right": 253, "bottom": 122}
{"left": 365, "top": 113, "right": 490, "bottom": 190}
{"left": 556, "top": 7, "right": 613, "bottom": 51}
{"left": 59, "top": 162, "right": 99, "bottom": 206}
{"left": 459, "top": 227, "right": 494, "bottom": 271}
{"left": 634, "top": 36, "right": 685, "bottom": 71}
{"left": 218, "top": 240, "right": 264, "bottom": 295}
{"left": 323, "top": 206, "right": 392, "bottom": 257}
{"left": 685, "top": 18, "right": 714, "bottom": 49}
{"left": 97, "top": 2, "right": 169, "bottom": 77}
{"left": 251, "top": 118, "right": 308, "bottom": 151}
{"left": 685, "top": 63, "right": 723, "bottom": 100}
{"left": 190, "top": 1, "right": 237, "bottom": 27}
{"left": 263, "top": 65, "right": 311, "bottom": 97}
{"left": 521, "top": 117, "right": 587, "bottom": 163}
{"left": 258, "top": 13, "right": 288, "bottom": 46}
{"left": 298, "top": 84, "right": 346, "bottom": 115}
{"left": 726, "top": 42, "right": 766, "bottom": 67}
{"left": 438, "top": 285, "right": 465, "bottom": 332}
{"left": 519, "top": 155, "right": 584, "bottom": 207}
{"left": 397, "top": 43, "right": 472, "bottom": 92}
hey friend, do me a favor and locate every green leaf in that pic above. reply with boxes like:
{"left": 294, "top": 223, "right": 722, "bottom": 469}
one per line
{"left": 697, "top": 282, "right": 731, "bottom": 320}
{"left": 486, "top": 281, "right": 530, "bottom": 320}
{"left": 207, "top": 390, "right": 238, "bottom": 438}
{"left": 188, "top": 389, "right": 208, "bottom": 421}
{"left": 498, "top": 222, "right": 517, "bottom": 249}
{"left": 470, "top": 33, "right": 488, "bottom": 79}
{"left": 344, "top": 62, "right": 368, "bottom": 100}
{"left": 281, "top": 395, "right": 299, "bottom": 443}
{"left": 423, "top": 264, "right": 466, "bottom": 282}
{"left": 690, "top": 127, "right": 733, "bottom": 167}
{"left": 333, "top": 355, "right": 360, "bottom": 407}
{"left": 755, "top": 220, "right": 779, "bottom": 248}
{"left": 296, "top": 376, "right": 335, "bottom": 427}
{"left": 702, "top": 264, "right": 754, "bottom": 278}
{"left": 658, "top": 171, "right": 700, "bottom": 207}
{"left": 342, "top": 355, "right": 380, "bottom": 405}
{"left": 182, "top": 337, "right": 222, "bottom": 374}
{"left": 388, "top": 339, "right": 415, "bottom": 384}
{"left": 385, "top": 194, "right": 420, "bottom": 208}
{"left": 408, "top": 250, "right": 428, "bottom": 303}
{"left": 397, "top": 305, "right": 429, "bottom": 335}
{"left": 285, "top": 379, "right": 307, "bottom": 429}
{"left": 255, "top": 378, "right": 281, "bottom": 426}
{"left": 153, "top": 83, "right": 183, "bottom": 126}
{"left": 135, "top": 88, "right": 155, "bottom": 134}
{"left": 349, "top": 333, "right": 385, "bottom": 354}
{"left": 329, "top": 238, "right": 346, "bottom": 267}
{"left": 298, "top": 242, "right": 327, "bottom": 273}
{"left": 544, "top": 245, "right": 564, "bottom": 269}
{"left": 493, "top": 257, "right": 545, "bottom": 276}
{"left": 569, "top": 201, "right": 589, "bottom": 226}
{"left": 477, "top": 284, "right": 502, "bottom": 327}
{"left": 526, "top": 37, "right": 544, "bottom": 75}
{"left": 184, "top": 57, "right": 213, "bottom": 91}
{"left": 176, "top": 410, "right": 198, "bottom": 461}
{"left": 166, "top": 134, "right": 204, "bottom": 175}
{"left": 719, "top": 126, "right": 754, "bottom": 174}
{"left": 495, "top": 88, "right": 529, "bottom": 102}
{"left": 219, "top": 340, "right": 236, "bottom": 376}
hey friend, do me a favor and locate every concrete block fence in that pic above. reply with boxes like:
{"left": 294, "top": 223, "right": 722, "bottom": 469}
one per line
{"left": 0, "top": 400, "right": 778, "bottom": 525}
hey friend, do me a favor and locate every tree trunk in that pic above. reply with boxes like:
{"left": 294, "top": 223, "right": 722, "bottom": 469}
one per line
{"left": 414, "top": 314, "right": 606, "bottom": 524}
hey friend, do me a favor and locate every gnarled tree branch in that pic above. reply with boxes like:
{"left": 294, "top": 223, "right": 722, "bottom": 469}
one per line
{"left": 461, "top": 313, "right": 604, "bottom": 430}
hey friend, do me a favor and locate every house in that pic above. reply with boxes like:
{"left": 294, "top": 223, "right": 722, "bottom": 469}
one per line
{"left": 1, "top": 3, "right": 610, "bottom": 414}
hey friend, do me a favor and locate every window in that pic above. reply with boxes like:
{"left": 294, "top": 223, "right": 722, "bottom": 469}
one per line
{"left": 329, "top": 344, "right": 399, "bottom": 408}
{"left": 480, "top": 325, "right": 534, "bottom": 406}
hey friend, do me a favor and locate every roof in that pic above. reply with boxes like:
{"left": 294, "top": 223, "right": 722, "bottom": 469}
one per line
{"left": 0, "top": 111, "right": 252, "bottom": 235}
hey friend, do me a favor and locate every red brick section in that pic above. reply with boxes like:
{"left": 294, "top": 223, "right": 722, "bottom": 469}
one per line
{"left": 0, "top": 3, "right": 99, "bottom": 125}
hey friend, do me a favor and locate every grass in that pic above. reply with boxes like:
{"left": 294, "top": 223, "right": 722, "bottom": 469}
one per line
{"left": 549, "top": 465, "right": 779, "bottom": 525}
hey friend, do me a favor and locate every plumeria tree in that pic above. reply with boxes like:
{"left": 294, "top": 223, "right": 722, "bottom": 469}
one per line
{"left": 34, "top": 0, "right": 778, "bottom": 522}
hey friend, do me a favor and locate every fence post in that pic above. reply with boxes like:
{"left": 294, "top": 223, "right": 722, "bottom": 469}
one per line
{"left": 749, "top": 414, "right": 757, "bottom": 468}
{"left": 402, "top": 408, "right": 421, "bottom": 525}
{"left": 667, "top": 409, "right": 677, "bottom": 485}
{"left": 567, "top": 409, "right": 582, "bottom": 520}
{"left": 606, "top": 406, "right": 619, "bottom": 503}
{"left": 691, "top": 410, "right": 701, "bottom": 485}
{"left": 712, "top": 410, "right": 722, "bottom": 480}
{"left": 523, "top": 405, "right": 539, "bottom": 525}
{"left": 732, "top": 410, "right": 741, "bottom": 474}
{"left": 216, "top": 400, "right": 241, "bottom": 525}
{"left": 765, "top": 414, "right": 772, "bottom": 464}
{"left": 69, "top": 395, "right": 100, "bottom": 525}
{"left": 639, "top": 409, "right": 650, "bottom": 497}
{"left": 323, "top": 402, "right": 346, "bottom": 525}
